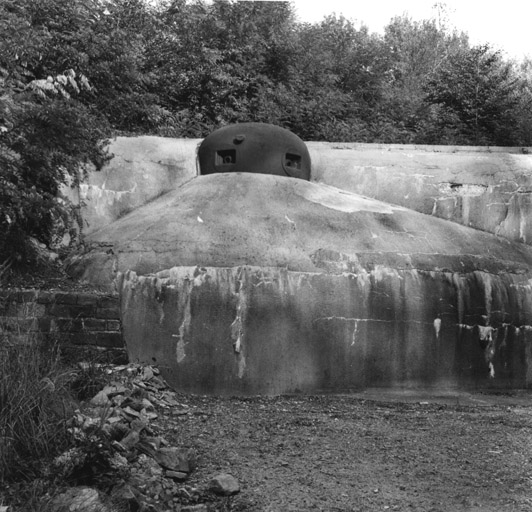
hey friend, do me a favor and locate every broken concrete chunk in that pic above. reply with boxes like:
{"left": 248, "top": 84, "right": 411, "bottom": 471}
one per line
{"left": 141, "top": 398, "right": 155, "bottom": 410}
{"left": 119, "top": 430, "right": 140, "bottom": 450}
{"left": 102, "top": 383, "right": 128, "bottom": 397}
{"left": 122, "top": 405, "right": 141, "bottom": 418}
{"left": 142, "top": 410, "right": 158, "bottom": 420}
{"left": 108, "top": 453, "right": 129, "bottom": 471}
{"left": 111, "top": 482, "right": 141, "bottom": 509}
{"left": 90, "top": 390, "right": 111, "bottom": 406}
{"left": 141, "top": 366, "right": 154, "bottom": 381}
{"left": 154, "top": 447, "right": 196, "bottom": 473}
{"left": 49, "top": 486, "right": 111, "bottom": 512}
{"left": 124, "top": 398, "right": 145, "bottom": 412}
{"left": 130, "top": 418, "right": 148, "bottom": 433}
{"left": 208, "top": 473, "right": 240, "bottom": 495}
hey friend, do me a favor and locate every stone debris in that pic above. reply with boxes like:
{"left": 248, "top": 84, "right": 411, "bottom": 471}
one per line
{"left": 155, "top": 447, "right": 197, "bottom": 473}
{"left": 119, "top": 429, "right": 140, "bottom": 450}
{"left": 208, "top": 473, "right": 241, "bottom": 496}
{"left": 90, "top": 389, "right": 111, "bottom": 406}
{"left": 51, "top": 362, "right": 221, "bottom": 512}
{"left": 166, "top": 470, "right": 188, "bottom": 481}
{"left": 49, "top": 486, "right": 111, "bottom": 512}
{"left": 110, "top": 482, "right": 137, "bottom": 503}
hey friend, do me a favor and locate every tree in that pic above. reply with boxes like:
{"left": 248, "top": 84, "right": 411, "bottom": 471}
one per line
{"left": 0, "top": 0, "right": 110, "bottom": 265}
{"left": 378, "top": 13, "right": 469, "bottom": 143}
{"left": 281, "top": 15, "right": 388, "bottom": 141}
{"left": 423, "top": 45, "right": 520, "bottom": 145}
{"left": 510, "top": 57, "right": 532, "bottom": 146}
{"left": 146, "top": 0, "right": 302, "bottom": 136}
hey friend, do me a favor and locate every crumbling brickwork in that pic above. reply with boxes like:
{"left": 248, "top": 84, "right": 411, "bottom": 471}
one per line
{"left": 0, "top": 289, "right": 126, "bottom": 363}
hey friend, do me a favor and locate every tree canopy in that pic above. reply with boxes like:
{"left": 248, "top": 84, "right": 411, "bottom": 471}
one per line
{"left": 2, "top": 0, "right": 532, "bottom": 264}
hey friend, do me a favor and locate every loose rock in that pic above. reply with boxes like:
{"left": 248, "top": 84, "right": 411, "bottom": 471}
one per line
{"left": 49, "top": 486, "right": 111, "bottom": 512}
{"left": 154, "top": 447, "right": 196, "bottom": 473}
{"left": 119, "top": 430, "right": 140, "bottom": 450}
{"left": 90, "top": 390, "right": 111, "bottom": 406}
{"left": 166, "top": 470, "right": 188, "bottom": 481}
{"left": 208, "top": 473, "right": 240, "bottom": 496}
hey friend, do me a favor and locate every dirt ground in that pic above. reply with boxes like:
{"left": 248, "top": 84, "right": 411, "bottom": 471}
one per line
{"left": 159, "top": 389, "right": 532, "bottom": 512}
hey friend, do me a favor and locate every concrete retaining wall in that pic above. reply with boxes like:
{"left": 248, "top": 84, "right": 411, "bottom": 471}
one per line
{"left": 0, "top": 289, "right": 125, "bottom": 362}
{"left": 119, "top": 265, "right": 532, "bottom": 395}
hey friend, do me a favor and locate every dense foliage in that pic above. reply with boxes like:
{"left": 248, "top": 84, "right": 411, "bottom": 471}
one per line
{"left": 2, "top": 0, "right": 532, "bottom": 263}
{"left": 0, "top": 0, "right": 110, "bottom": 264}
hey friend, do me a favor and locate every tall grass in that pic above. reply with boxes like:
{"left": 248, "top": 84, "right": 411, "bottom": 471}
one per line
{"left": 0, "top": 318, "right": 127, "bottom": 511}
{"left": 0, "top": 328, "right": 72, "bottom": 485}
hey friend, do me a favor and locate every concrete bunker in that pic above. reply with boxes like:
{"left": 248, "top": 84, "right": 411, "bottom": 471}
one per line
{"left": 69, "top": 126, "right": 532, "bottom": 395}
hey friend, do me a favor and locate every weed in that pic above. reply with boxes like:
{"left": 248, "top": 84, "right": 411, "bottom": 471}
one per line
{"left": 69, "top": 361, "right": 111, "bottom": 401}
{"left": 0, "top": 329, "right": 74, "bottom": 485}
{"left": 0, "top": 258, "right": 12, "bottom": 287}
{"left": 0, "top": 314, "right": 132, "bottom": 510}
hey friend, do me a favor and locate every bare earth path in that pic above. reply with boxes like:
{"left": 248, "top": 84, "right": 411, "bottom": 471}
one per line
{"left": 158, "top": 390, "right": 532, "bottom": 511}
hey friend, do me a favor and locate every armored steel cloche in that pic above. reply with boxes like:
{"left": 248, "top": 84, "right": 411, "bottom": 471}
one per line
{"left": 197, "top": 122, "right": 311, "bottom": 180}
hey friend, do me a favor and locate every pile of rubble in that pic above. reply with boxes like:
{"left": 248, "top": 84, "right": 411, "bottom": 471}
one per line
{"left": 47, "top": 364, "right": 240, "bottom": 512}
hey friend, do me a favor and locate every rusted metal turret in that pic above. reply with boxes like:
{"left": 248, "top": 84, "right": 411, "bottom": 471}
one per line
{"left": 197, "top": 122, "right": 311, "bottom": 180}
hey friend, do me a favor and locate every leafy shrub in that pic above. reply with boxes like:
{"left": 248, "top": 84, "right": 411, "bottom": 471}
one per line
{"left": 0, "top": 78, "right": 110, "bottom": 264}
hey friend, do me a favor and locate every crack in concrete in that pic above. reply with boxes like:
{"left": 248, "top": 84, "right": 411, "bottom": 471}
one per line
{"left": 230, "top": 268, "right": 248, "bottom": 378}
{"left": 313, "top": 317, "right": 435, "bottom": 326}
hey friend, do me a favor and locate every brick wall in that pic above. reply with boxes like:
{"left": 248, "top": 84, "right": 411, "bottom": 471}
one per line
{"left": 0, "top": 289, "right": 126, "bottom": 363}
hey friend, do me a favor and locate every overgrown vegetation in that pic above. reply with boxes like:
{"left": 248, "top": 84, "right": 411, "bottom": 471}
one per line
{"left": 0, "top": 327, "right": 118, "bottom": 511}
{"left": 0, "top": 0, "right": 111, "bottom": 267}
{"left": 0, "top": 333, "right": 70, "bottom": 484}
{"left": 2, "top": 0, "right": 532, "bottom": 265}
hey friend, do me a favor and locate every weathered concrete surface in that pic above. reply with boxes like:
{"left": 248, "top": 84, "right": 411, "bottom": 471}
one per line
{"left": 120, "top": 265, "right": 532, "bottom": 394}
{"left": 309, "top": 142, "right": 532, "bottom": 244}
{"left": 70, "top": 173, "right": 532, "bottom": 284}
{"left": 76, "top": 137, "right": 532, "bottom": 245}
{"left": 71, "top": 136, "right": 200, "bottom": 233}
{"left": 70, "top": 173, "right": 532, "bottom": 393}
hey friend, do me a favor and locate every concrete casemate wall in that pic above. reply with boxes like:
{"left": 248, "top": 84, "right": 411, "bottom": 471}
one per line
{"left": 76, "top": 136, "right": 532, "bottom": 245}
{"left": 71, "top": 173, "right": 532, "bottom": 393}
{"left": 119, "top": 265, "right": 532, "bottom": 395}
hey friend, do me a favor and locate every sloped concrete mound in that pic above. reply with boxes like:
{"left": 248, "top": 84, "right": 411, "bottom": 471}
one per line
{"left": 71, "top": 173, "right": 532, "bottom": 394}
{"left": 75, "top": 137, "right": 532, "bottom": 245}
